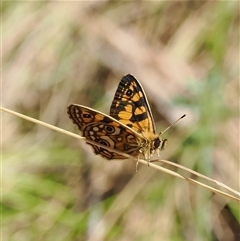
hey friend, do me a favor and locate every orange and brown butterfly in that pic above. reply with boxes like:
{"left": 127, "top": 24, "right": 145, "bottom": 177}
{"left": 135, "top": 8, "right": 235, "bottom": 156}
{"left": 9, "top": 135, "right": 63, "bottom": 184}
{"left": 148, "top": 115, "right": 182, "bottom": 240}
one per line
{"left": 67, "top": 74, "right": 167, "bottom": 165}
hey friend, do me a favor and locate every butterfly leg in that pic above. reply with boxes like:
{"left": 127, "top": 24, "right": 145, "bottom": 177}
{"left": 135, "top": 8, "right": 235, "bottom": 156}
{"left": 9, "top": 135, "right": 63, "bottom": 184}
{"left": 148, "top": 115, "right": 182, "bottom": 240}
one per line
{"left": 135, "top": 155, "right": 140, "bottom": 172}
{"left": 147, "top": 149, "right": 151, "bottom": 166}
{"left": 147, "top": 156, "right": 151, "bottom": 166}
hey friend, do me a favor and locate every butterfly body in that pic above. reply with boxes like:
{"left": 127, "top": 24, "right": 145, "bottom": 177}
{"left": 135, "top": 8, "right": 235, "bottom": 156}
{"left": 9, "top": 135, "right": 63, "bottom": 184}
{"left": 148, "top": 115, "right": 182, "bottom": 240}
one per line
{"left": 67, "top": 74, "right": 167, "bottom": 163}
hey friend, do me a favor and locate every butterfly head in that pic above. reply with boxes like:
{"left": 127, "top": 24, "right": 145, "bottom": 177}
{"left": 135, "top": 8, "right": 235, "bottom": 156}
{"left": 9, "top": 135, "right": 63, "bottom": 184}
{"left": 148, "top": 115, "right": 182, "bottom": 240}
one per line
{"left": 153, "top": 136, "right": 168, "bottom": 151}
{"left": 150, "top": 136, "right": 168, "bottom": 161}
{"left": 143, "top": 135, "right": 168, "bottom": 163}
{"left": 139, "top": 132, "right": 167, "bottom": 161}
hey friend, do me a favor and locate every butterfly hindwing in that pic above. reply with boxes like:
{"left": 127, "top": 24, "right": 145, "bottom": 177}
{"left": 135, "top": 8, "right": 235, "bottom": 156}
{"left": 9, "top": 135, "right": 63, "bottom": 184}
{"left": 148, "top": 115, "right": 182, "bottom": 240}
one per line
{"left": 67, "top": 104, "right": 142, "bottom": 159}
{"left": 110, "top": 74, "right": 156, "bottom": 134}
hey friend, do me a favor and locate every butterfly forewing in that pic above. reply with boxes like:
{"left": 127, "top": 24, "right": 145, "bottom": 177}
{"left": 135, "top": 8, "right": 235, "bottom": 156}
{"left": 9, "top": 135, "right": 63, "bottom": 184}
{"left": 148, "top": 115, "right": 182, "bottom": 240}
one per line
{"left": 110, "top": 74, "right": 156, "bottom": 134}
{"left": 67, "top": 104, "right": 142, "bottom": 159}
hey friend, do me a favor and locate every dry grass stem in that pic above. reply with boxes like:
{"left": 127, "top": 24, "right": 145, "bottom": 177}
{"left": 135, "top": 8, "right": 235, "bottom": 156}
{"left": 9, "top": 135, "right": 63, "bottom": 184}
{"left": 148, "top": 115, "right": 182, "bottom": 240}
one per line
{"left": 1, "top": 106, "right": 239, "bottom": 203}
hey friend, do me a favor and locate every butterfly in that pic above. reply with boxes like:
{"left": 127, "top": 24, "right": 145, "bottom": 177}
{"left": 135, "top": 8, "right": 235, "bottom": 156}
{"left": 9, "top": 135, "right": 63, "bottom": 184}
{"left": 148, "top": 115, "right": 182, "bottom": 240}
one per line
{"left": 67, "top": 74, "right": 168, "bottom": 166}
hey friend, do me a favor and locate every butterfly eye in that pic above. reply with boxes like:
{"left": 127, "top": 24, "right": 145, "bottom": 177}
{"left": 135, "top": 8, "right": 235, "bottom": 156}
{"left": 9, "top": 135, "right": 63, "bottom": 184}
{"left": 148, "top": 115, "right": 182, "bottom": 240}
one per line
{"left": 105, "top": 125, "right": 115, "bottom": 133}
{"left": 126, "top": 89, "right": 133, "bottom": 97}
{"left": 154, "top": 138, "right": 161, "bottom": 149}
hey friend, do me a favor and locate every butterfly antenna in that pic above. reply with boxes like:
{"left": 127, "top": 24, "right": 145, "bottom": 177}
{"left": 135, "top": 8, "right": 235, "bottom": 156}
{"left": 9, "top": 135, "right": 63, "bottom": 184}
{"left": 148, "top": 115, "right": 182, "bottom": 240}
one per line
{"left": 159, "top": 114, "right": 186, "bottom": 136}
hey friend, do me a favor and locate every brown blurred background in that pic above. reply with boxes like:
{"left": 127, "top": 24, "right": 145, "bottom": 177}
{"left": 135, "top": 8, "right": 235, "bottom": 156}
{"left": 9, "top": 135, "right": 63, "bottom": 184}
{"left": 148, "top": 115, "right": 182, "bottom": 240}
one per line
{"left": 2, "top": 2, "right": 239, "bottom": 241}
